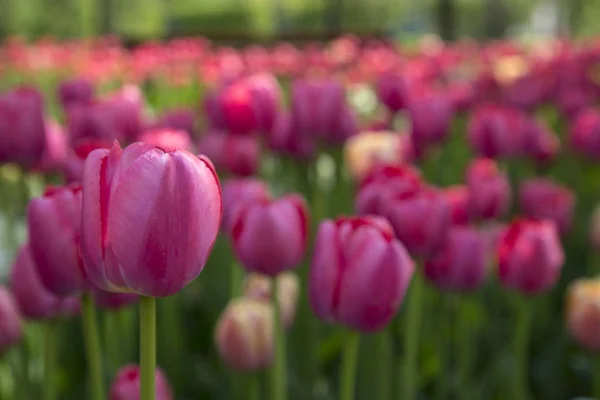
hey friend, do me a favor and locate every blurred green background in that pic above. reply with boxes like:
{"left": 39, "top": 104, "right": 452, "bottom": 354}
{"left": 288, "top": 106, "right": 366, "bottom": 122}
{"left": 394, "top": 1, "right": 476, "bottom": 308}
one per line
{"left": 0, "top": 0, "right": 595, "bottom": 43}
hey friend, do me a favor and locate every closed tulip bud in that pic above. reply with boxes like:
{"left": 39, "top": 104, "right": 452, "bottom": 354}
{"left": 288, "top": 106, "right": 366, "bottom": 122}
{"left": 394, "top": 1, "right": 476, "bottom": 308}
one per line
{"left": 219, "top": 81, "right": 259, "bottom": 135}
{"left": 309, "top": 216, "right": 414, "bottom": 332}
{"left": 103, "top": 85, "right": 144, "bottom": 142}
{"left": 81, "top": 142, "right": 222, "bottom": 297}
{"left": 267, "top": 112, "right": 315, "bottom": 160}
{"left": 67, "top": 102, "right": 124, "bottom": 147}
{"left": 215, "top": 299, "right": 274, "bottom": 371}
{"left": 152, "top": 108, "right": 195, "bottom": 136}
{"left": 222, "top": 178, "right": 272, "bottom": 233}
{"left": 221, "top": 135, "right": 261, "bottom": 177}
{"left": 138, "top": 129, "right": 193, "bottom": 153}
{"left": 110, "top": 364, "right": 173, "bottom": 400}
{"left": 566, "top": 278, "right": 600, "bottom": 351}
{"left": 10, "top": 244, "right": 80, "bottom": 320}
{"left": 37, "top": 120, "right": 68, "bottom": 173}
{"left": 27, "top": 184, "right": 86, "bottom": 296}
{"left": 384, "top": 186, "right": 451, "bottom": 258}
{"left": 424, "top": 226, "right": 487, "bottom": 292}
{"left": 570, "top": 108, "right": 600, "bottom": 160}
{"left": 466, "top": 158, "right": 511, "bottom": 221}
{"left": 344, "top": 131, "right": 407, "bottom": 181}
{"left": 243, "top": 272, "right": 299, "bottom": 328}
{"left": 58, "top": 78, "right": 95, "bottom": 108}
{"left": 376, "top": 70, "right": 409, "bottom": 112}
{"left": 407, "top": 88, "right": 453, "bottom": 149}
{"left": 230, "top": 194, "right": 309, "bottom": 276}
{"left": 63, "top": 138, "right": 112, "bottom": 183}
{"left": 497, "top": 219, "right": 564, "bottom": 294}
{"left": 0, "top": 287, "right": 23, "bottom": 353}
{"left": 523, "top": 118, "right": 559, "bottom": 165}
{"left": 467, "top": 105, "right": 526, "bottom": 159}
{"left": 444, "top": 185, "right": 471, "bottom": 226}
{"left": 93, "top": 289, "right": 138, "bottom": 311}
{"left": 0, "top": 86, "right": 46, "bottom": 167}
{"left": 247, "top": 73, "right": 281, "bottom": 134}
{"left": 518, "top": 179, "right": 575, "bottom": 235}
{"left": 356, "top": 164, "right": 422, "bottom": 215}
{"left": 556, "top": 86, "right": 594, "bottom": 120}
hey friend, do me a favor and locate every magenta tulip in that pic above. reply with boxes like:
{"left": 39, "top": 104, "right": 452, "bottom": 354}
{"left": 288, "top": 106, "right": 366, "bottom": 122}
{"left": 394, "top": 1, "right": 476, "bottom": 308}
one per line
{"left": 222, "top": 178, "right": 272, "bottom": 233}
{"left": 309, "top": 216, "right": 414, "bottom": 332}
{"left": 407, "top": 88, "right": 453, "bottom": 152}
{"left": 523, "top": 117, "right": 559, "bottom": 165}
{"left": 58, "top": 78, "right": 95, "bottom": 108}
{"left": 63, "top": 138, "right": 113, "bottom": 183}
{"left": 10, "top": 244, "right": 80, "bottom": 320}
{"left": 0, "top": 286, "right": 23, "bottom": 353}
{"left": 27, "top": 184, "right": 87, "bottom": 296}
{"left": 376, "top": 70, "right": 409, "bottom": 112}
{"left": 197, "top": 131, "right": 260, "bottom": 177}
{"left": 138, "top": 129, "right": 193, "bottom": 153}
{"left": 110, "top": 365, "right": 173, "bottom": 400}
{"left": 465, "top": 158, "right": 511, "bottom": 221}
{"left": 230, "top": 194, "right": 309, "bottom": 276}
{"left": 518, "top": 179, "right": 575, "bottom": 236}
{"left": 444, "top": 185, "right": 470, "bottom": 226}
{"left": 37, "top": 119, "right": 68, "bottom": 173}
{"left": 218, "top": 81, "right": 259, "bottom": 135}
{"left": 267, "top": 112, "right": 315, "bottom": 159}
{"left": 467, "top": 105, "right": 526, "bottom": 159}
{"left": 151, "top": 108, "right": 195, "bottom": 136}
{"left": 81, "top": 142, "right": 222, "bottom": 297}
{"left": 424, "top": 226, "right": 487, "bottom": 292}
{"left": 570, "top": 108, "right": 600, "bottom": 160}
{"left": 497, "top": 219, "right": 564, "bottom": 294}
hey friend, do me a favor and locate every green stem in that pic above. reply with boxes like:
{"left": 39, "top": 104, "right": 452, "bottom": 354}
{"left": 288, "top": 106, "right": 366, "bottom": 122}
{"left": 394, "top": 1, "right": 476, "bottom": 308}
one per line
{"left": 140, "top": 296, "right": 156, "bottom": 400}
{"left": 513, "top": 295, "right": 533, "bottom": 400}
{"left": 340, "top": 331, "right": 361, "bottom": 400}
{"left": 456, "top": 296, "right": 472, "bottom": 399}
{"left": 247, "top": 372, "right": 261, "bottom": 400}
{"left": 230, "top": 259, "right": 243, "bottom": 297}
{"left": 82, "top": 293, "right": 106, "bottom": 400}
{"left": 271, "top": 278, "right": 287, "bottom": 400}
{"left": 43, "top": 321, "right": 57, "bottom": 400}
{"left": 373, "top": 330, "right": 391, "bottom": 400}
{"left": 103, "top": 311, "right": 120, "bottom": 374}
{"left": 594, "top": 356, "right": 600, "bottom": 399}
{"left": 401, "top": 272, "right": 425, "bottom": 400}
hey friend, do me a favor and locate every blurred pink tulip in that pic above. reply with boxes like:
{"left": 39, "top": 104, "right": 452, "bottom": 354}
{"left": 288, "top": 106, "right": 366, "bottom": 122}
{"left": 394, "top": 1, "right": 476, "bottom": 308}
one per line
{"left": 110, "top": 365, "right": 173, "bottom": 400}
{"left": 222, "top": 178, "right": 272, "bottom": 233}
{"left": 518, "top": 179, "right": 575, "bottom": 235}
{"left": 467, "top": 105, "right": 526, "bottom": 159}
{"left": 444, "top": 185, "right": 471, "bottom": 226}
{"left": 138, "top": 129, "right": 193, "bottom": 153}
{"left": 466, "top": 158, "right": 511, "bottom": 221}
{"left": 0, "top": 286, "right": 23, "bottom": 353}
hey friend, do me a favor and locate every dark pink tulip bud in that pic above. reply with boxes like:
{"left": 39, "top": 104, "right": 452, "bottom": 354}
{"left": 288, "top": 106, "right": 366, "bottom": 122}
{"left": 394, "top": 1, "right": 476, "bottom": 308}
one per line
{"left": 93, "top": 288, "right": 138, "bottom": 311}
{"left": 220, "top": 134, "right": 261, "bottom": 177}
{"left": 219, "top": 81, "right": 259, "bottom": 135}
{"left": 10, "top": 244, "right": 80, "bottom": 320}
{"left": 465, "top": 158, "right": 511, "bottom": 221}
{"left": 0, "top": 286, "right": 23, "bottom": 353}
{"left": 103, "top": 85, "right": 145, "bottom": 142}
{"left": 448, "top": 82, "right": 475, "bottom": 113}
{"left": 267, "top": 112, "right": 315, "bottom": 159}
{"left": 309, "top": 216, "right": 414, "bottom": 332}
{"left": 230, "top": 194, "right": 309, "bottom": 276}
{"left": 518, "top": 179, "right": 575, "bottom": 236}
{"left": 556, "top": 85, "right": 595, "bottom": 120}
{"left": 467, "top": 105, "right": 526, "bottom": 159}
{"left": 138, "top": 129, "right": 193, "bottom": 153}
{"left": 424, "top": 226, "right": 487, "bottom": 292}
{"left": 67, "top": 102, "right": 123, "bottom": 147}
{"left": 497, "top": 219, "right": 564, "bottom": 294}
{"left": 523, "top": 118, "right": 559, "bottom": 165}
{"left": 376, "top": 70, "right": 409, "bottom": 112}
{"left": 501, "top": 73, "right": 551, "bottom": 110}
{"left": 356, "top": 164, "right": 422, "bottom": 215}
{"left": 570, "top": 108, "right": 600, "bottom": 160}
{"left": 444, "top": 185, "right": 470, "bottom": 226}
{"left": 204, "top": 91, "right": 227, "bottom": 130}
{"left": 27, "top": 184, "right": 87, "bottom": 296}
{"left": 222, "top": 178, "right": 272, "bottom": 233}
{"left": 81, "top": 142, "right": 222, "bottom": 297}
{"left": 407, "top": 88, "right": 453, "bottom": 149}
{"left": 152, "top": 108, "right": 195, "bottom": 136}
{"left": 63, "top": 138, "right": 112, "bottom": 183}
{"left": 383, "top": 186, "right": 451, "bottom": 258}
{"left": 110, "top": 364, "right": 173, "bottom": 400}
{"left": 58, "top": 78, "right": 95, "bottom": 108}
{"left": 247, "top": 73, "right": 281, "bottom": 134}
{"left": 0, "top": 86, "right": 46, "bottom": 167}
{"left": 36, "top": 120, "right": 68, "bottom": 173}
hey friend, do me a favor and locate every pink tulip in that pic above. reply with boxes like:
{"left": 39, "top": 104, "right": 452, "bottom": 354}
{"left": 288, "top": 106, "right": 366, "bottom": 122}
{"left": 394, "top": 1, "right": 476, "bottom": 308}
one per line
{"left": 81, "top": 142, "right": 222, "bottom": 297}
{"left": 27, "top": 184, "right": 87, "bottom": 296}
{"left": 497, "top": 219, "right": 564, "bottom": 294}
{"left": 10, "top": 244, "right": 80, "bottom": 320}
{"left": 222, "top": 178, "right": 272, "bottom": 233}
{"left": 309, "top": 216, "right": 414, "bottom": 332}
{"left": 465, "top": 158, "right": 511, "bottom": 221}
{"left": 570, "top": 108, "right": 600, "bottom": 160}
{"left": 444, "top": 185, "right": 470, "bottom": 226}
{"left": 407, "top": 88, "right": 453, "bottom": 152}
{"left": 151, "top": 108, "right": 195, "bottom": 136}
{"left": 218, "top": 81, "right": 258, "bottom": 135}
{"left": 110, "top": 365, "right": 173, "bottom": 400}
{"left": 0, "top": 286, "right": 23, "bottom": 353}
{"left": 376, "top": 70, "right": 409, "bottom": 112}
{"left": 518, "top": 179, "right": 575, "bottom": 235}
{"left": 230, "top": 194, "right": 309, "bottom": 276}
{"left": 197, "top": 131, "right": 260, "bottom": 177}
{"left": 424, "top": 226, "right": 487, "bottom": 292}
{"left": 246, "top": 73, "right": 281, "bottom": 134}
{"left": 467, "top": 105, "right": 526, "bottom": 159}
{"left": 63, "top": 138, "right": 113, "bottom": 183}
{"left": 267, "top": 112, "right": 315, "bottom": 159}
{"left": 58, "top": 78, "right": 95, "bottom": 108}
{"left": 523, "top": 117, "right": 559, "bottom": 165}
{"left": 138, "top": 129, "right": 193, "bottom": 153}
{"left": 37, "top": 119, "right": 68, "bottom": 172}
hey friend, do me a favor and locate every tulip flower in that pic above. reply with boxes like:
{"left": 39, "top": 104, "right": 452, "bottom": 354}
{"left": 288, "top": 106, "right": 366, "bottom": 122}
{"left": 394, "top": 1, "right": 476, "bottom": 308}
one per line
{"left": 0, "top": 286, "right": 23, "bottom": 354}
{"left": 246, "top": 73, "right": 281, "bottom": 134}
{"left": 197, "top": 131, "right": 260, "bottom": 177}
{"left": 0, "top": 86, "right": 46, "bottom": 167}
{"left": 465, "top": 158, "right": 511, "bottom": 221}
{"left": 58, "top": 78, "right": 95, "bottom": 109}
{"left": 151, "top": 108, "right": 195, "bottom": 136}
{"left": 566, "top": 278, "right": 600, "bottom": 352}
{"left": 27, "top": 184, "right": 86, "bottom": 296}
{"left": 523, "top": 117, "right": 559, "bottom": 165}
{"left": 376, "top": 70, "right": 409, "bottom": 112}
{"left": 218, "top": 80, "right": 259, "bottom": 135}
{"left": 243, "top": 272, "right": 299, "bottom": 328}
{"left": 215, "top": 298, "right": 274, "bottom": 371}
{"left": 444, "top": 185, "right": 471, "bottom": 226}
{"left": 343, "top": 131, "right": 408, "bottom": 181}
{"left": 570, "top": 108, "right": 600, "bottom": 160}
{"left": 110, "top": 365, "right": 173, "bottom": 400}
{"left": 230, "top": 194, "right": 309, "bottom": 276}
{"left": 267, "top": 112, "right": 315, "bottom": 160}
{"left": 10, "top": 244, "right": 80, "bottom": 320}
{"left": 222, "top": 178, "right": 272, "bottom": 233}
{"left": 424, "top": 226, "right": 487, "bottom": 292}
{"left": 407, "top": 88, "right": 453, "bottom": 153}
{"left": 63, "top": 138, "right": 113, "bottom": 183}
{"left": 467, "top": 105, "right": 526, "bottom": 159}
{"left": 518, "top": 179, "right": 575, "bottom": 235}
{"left": 66, "top": 102, "right": 125, "bottom": 147}
{"left": 138, "top": 129, "right": 193, "bottom": 153}
{"left": 497, "top": 218, "right": 564, "bottom": 294}
{"left": 37, "top": 120, "right": 68, "bottom": 173}
{"left": 81, "top": 141, "right": 222, "bottom": 296}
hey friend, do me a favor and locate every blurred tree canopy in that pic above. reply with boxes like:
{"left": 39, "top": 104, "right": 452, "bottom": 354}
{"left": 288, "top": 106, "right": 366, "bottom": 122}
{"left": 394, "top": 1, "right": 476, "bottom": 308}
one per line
{"left": 0, "top": 0, "right": 598, "bottom": 42}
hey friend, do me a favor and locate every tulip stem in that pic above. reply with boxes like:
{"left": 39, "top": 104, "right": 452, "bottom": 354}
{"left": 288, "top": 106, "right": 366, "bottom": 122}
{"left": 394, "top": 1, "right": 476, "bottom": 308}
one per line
{"left": 43, "top": 321, "right": 57, "bottom": 400}
{"left": 340, "top": 331, "right": 361, "bottom": 400}
{"left": 513, "top": 294, "right": 533, "bottom": 400}
{"left": 373, "top": 329, "right": 391, "bottom": 400}
{"left": 456, "top": 296, "right": 473, "bottom": 399}
{"left": 82, "top": 293, "right": 105, "bottom": 400}
{"left": 230, "top": 259, "right": 243, "bottom": 297}
{"left": 271, "top": 277, "right": 287, "bottom": 400}
{"left": 140, "top": 296, "right": 156, "bottom": 400}
{"left": 401, "top": 272, "right": 424, "bottom": 400}
{"left": 594, "top": 356, "right": 600, "bottom": 399}
{"left": 247, "top": 372, "right": 260, "bottom": 400}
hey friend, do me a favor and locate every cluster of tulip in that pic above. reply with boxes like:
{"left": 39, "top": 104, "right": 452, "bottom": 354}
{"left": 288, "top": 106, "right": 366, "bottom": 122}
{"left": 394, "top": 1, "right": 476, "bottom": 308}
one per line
{"left": 1, "top": 33, "right": 600, "bottom": 400}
